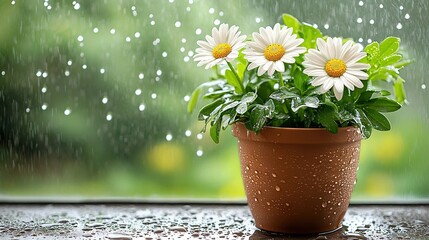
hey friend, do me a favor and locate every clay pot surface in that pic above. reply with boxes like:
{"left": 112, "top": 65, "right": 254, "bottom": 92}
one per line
{"left": 232, "top": 123, "right": 362, "bottom": 234}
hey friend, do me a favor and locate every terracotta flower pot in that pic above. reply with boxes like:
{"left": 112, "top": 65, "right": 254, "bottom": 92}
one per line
{"left": 232, "top": 123, "right": 362, "bottom": 234}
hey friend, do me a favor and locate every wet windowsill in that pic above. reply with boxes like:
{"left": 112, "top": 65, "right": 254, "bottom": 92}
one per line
{"left": 0, "top": 203, "right": 428, "bottom": 239}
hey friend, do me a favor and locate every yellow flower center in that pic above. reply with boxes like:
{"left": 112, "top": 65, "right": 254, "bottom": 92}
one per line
{"left": 212, "top": 43, "right": 232, "bottom": 59}
{"left": 264, "top": 44, "right": 285, "bottom": 61}
{"left": 325, "top": 59, "right": 347, "bottom": 77}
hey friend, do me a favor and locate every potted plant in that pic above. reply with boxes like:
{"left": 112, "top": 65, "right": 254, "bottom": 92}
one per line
{"left": 188, "top": 14, "right": 410, "bottom": 234}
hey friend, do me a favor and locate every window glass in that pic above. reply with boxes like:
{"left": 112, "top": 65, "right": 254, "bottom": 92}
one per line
{"left": 0, "top": 0, "right": 428, "bottom": 201}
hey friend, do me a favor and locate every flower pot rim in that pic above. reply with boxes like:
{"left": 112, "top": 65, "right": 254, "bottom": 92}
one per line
{"left": 232, "top": 122, "right": 362, "bottom": 144}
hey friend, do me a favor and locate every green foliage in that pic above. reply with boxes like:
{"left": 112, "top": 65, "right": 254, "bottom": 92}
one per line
{"left": 189, "top": 14, "right": 410, "bottom": 143}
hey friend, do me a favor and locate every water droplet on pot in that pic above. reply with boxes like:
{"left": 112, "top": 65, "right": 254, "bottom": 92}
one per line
{"left": 106, "top": 233, "right": 132, "bottom": 240}
{"left": 266, "top": 202, "right": 270, "bottom": 206}
{"left": 285, "top": 203, "right": 290, "bottom": 207}
{"left": 257, "top": 190, "right": 261, "bottom": 194}
{"left": 322, "top": 202, "right": 327, "bottom": 208}
{"left": 275, "top": 186, "right": 280, "bottom": 191}
{"left": 271, "top": 173, "right": 276, "bottom": 178}
{"left": 254, "top": 198, "right": 258, "bottom": 202}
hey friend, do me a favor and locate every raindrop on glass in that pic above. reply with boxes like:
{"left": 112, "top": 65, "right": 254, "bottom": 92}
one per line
{"left": 162, "top": 52, "right": 167, "bottom": 57}
{"left": 82, "top": 64, "right": 87, "bottom": 69}
{"left": 357, "top": 18, "right": 363, "bottom": 23}
{"left": 125, "top": 37, "right": 131, "bottom": 42}
{"left": 422, "top": 84, "right": 426, "bottom": 90}
{"left": 196, "top": 150, "right": 203, "bottom": 157}
{"left": 41, "top": 87, "right": 47, "bottom": 93}
{"left": 1, "top": 71, "right": 5, "bottom": 76}
{"left": 219, "top": 11, "right": 224, "bottom": 16}
{"left": 74, "top": 3, "right": 80, "bottom": 10}
{"left": 255, "top": 17, "right": 261, "bottom": 23}
{"left": 214, "top": 19, "right": 220, "bottom": 25}
{"left": 36, "top": 71, "right": 42, "bottom": 77}
{"left": 139, "top": 104, "right": 145, "bottom": 111}
{"left": 183, "top": 95, "right": 190, "bottom": 102}
{"left": 102, "top": 97, "right": 108, "bottom": 104}
{"left": 166, "top": 134, "right": 173, "bottom": 141}
{"left": 106, "top": 114, "right": 112, "bottom": 121}
{"left": 135, "top": 89, "right": 142, "bottom": 96}
{"left": 156, "top": 70, "right": 162, "bottom": 76}
{"left": 208, "top": 8, "right": 215, "bottom": 14}
{"left": 358, "top": 1, "right": 364, "bottom": 6}
{"left": 134, "top": 32, "right": 141, "bottom": 38}
{"left": 67, "top": 60, "right": 73, "bottom": 66}
{"left": 41, "top": 104, "right": 48, "bottom": 111}
{"left": 138, "top": 73, "right": 144, "bottom": 79}
{"left": 42, "top": 72, "right": 48, "bottom": 78}
{"left": 175, "top": 21, "right": 181, "bottom": 28}
{"left": 379, "top": 4, "right": 383, "bottom": 8}
{"left": 197, "top": 133, "right": 203, "bottom": 140}
{"left": 324, "top": 24, "right": 329, "bottom": 29}
{"left": 64, "top": 109, "right": 71, "bottom": 116}
{"left": 181, "top": 38, "right": 186, "bottom": 43}
{"left": 396, "top": 23, "right": 403, "bottom": 29}
{"left": 185, "top": 130, "right": 191, "bottom": 137}
{"left": 184, "top": 56, "right": 190, "bottom": 62}
{"left": 64, "top": 70, "right": 70, "bottom": 76}
{"left": 110, "top": 28, "right": 116, "bottom": 34}
{"left": 93, "top": 27, "right": 99, "bottom": 33}
{"left": 369, "top": 19, "right": 375, "bottom": 24}
{"left": 151, "top": 93, "right": 157, "bottom": 99}
{"left": 367, "top": 39, "right": 372, "bottom": 43}
{"left": 77, "top": 35, "right": 84, "bottom": 42}
{"left": 100, "top": 68, "right": 105, "bottom": 74}
{"left": 195, "top": 28, "right": 202, "bottom": 35}
{"left": 399, "top": 5, "right": 404, "bottom": 10}
{"left": 405, "top": 13, "right": 410, "bottom": 19}
{"left": 25, "top": 108, "right": 30, "bottom": 113}
{"left": 358, "top": 38, "right": 363, "bottom": 42}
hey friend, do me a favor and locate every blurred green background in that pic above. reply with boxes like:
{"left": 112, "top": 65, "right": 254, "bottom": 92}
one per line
{"left": 0, "top": 0, "right": 428, "bottom": 201}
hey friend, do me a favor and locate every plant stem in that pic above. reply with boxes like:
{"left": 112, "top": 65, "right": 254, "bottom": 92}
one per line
{"left": 227, "top": 61, "right": 245, "bottom": 93}
{"left": 277, "top": 71, "right": 284, "bottom": 87}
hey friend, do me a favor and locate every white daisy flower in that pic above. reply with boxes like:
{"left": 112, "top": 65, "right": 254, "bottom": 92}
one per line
{"left": 243, "top": 23, "right": 306, "bottom": 76}
{"left": 302, "top": 37, "right": 370, "bottom": 100}
{"left": 193, "top": 24, "right": 246, "bottom": 69}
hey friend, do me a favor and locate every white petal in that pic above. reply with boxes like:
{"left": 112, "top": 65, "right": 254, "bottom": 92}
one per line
{"left": 346, "top": 70, "right": 369, "bottom": 80}
{"left": 212, "top": 27, "right": 221, "bottom": 44}
{"left": 321, "top": 77, "right": 334, "bottom": 92}
{"left": 343, "top": 73, "right": 364, "bottom": 88}
{"left": 281, "top": 55, "right": 295, "bottom": 63}
{"left": 345, "top": 52, "right": 367, "bottom": 64}
{"left": 246, "top": 42, "right": 265, "bottom": 52}
{"left": 262, "top": 61, "right": 272, "bottom": 70}
{"left": 333, "top": 78, "right": 344, "bottom": 100}
{"left": 248, "top": 61, "right": 263, "bottom": 70}
{"left": 340, "top": 40, "right": 353, "bottom": 59}
{"left": 260, "top": 27, "right": 273, "bottom": 44}
{"left": 334, "top": 37, "right": 342, "bottom": 58}
{"left": 257, "top": 65, "right": 267, "bottom": 76}
{"left": 326, "top": 37, "right": 336, "bottom": 59}
{"left": 253, "top": 32, "right": 269, "bottom": 47}
{"left": 347, "top": 62, "right": 370, "bottom": 70}
{"left": 340, "top": 75, "right": 354, "bottom": 90}
{"left": 267, "top": 63, "right": 276, "bottom": 76}
{"left": 275, "top": 61, "right": 285, "bottom": 72}
{"left": 303, "top": 69, "right": 327, "bottom": 77}
{"left": 205, "top": 35, "right": 216, "bottom": 46}
{"left": 311, "top": 76, "right": 329, "bottom": 86}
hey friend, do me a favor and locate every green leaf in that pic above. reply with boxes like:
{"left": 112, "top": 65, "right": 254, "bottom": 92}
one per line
{"left": 198, "top": 98, "right": 223, "bottom": 121}
{"left": 393, "top": 59, "right": 413, "bottom": 69}
{"left": 369, "top": 66, "right": 399, "bottom": 80}
{"left": 237, "top": 62, "right": 246, "bottom": 80}
{"left": 264, "top": 99, "right": 275, "bottom": 118}
{"left": 363, "top": 108, "right": 391, "bottom": 131}
{"left": 355, "top": 109, "right": 372, "bottom": 139}
{"left": 270, "top": 88, "right": 299, "bottom": 101}
{"left": 225, "top": 69, "right": 243, "bottom": 94}
{"left": 236, "top": 102, "right": 248, "bottom": 114}
{"left": 299, "top": 23, "right": 323, "bottom": 49}
{"left": 381, "top": 54, "right": 402, "bottom": 66}
{"left": 318, "top": 106, "right": 338, "bottom": 133}
{"left": 282, "top": 14, "right": 301, "bottom": 34}
{"left": 291, "top": 96, "right": 319, "bottom": 112}
{"left": 393, "top": 76, "right": 407, "bottom": 104}
{"left": 222, "top": 101, "right": 240, "bottom": 112}
{"left": 210, "top": 120, "right": 221, "bottom": 143}
{"left": 292, "top": 68, "right": 310, "bottom": 94}
{"left": 357, "top": 91, "right": 375, "bottom": 103}
{"left": 364, "top": 42, "right": 380, "bottom": 62}
{"left": 187, "top": 88, "right": 201, "bottom": 113}
{"left": 247, "top": 105, "right": 267, "bottom": 132}
{"left": 187, "top": 80, "right": 225, "bottom": 112}
{"left": 366, "top": 98, "right": 401, "bottom": 112}
{"left": 241, "top": 92, "right": 257, "bottom": 103}
{"left": 379, "top": 37, "right": 400, "bottom": 58}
